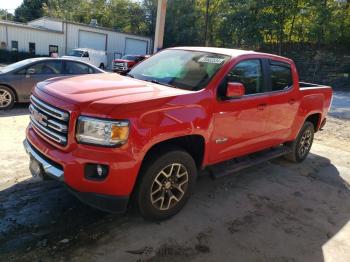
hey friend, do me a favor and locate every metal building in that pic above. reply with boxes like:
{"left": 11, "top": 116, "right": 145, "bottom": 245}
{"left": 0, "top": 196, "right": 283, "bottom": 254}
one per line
{"left": 0, "top": 17, "right": 152, "bottom": 67}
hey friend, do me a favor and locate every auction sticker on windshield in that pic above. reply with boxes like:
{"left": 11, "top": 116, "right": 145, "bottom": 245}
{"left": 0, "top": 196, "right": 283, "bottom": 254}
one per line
{"left": 198, "top": 57, "right": 225, "bottom": 64}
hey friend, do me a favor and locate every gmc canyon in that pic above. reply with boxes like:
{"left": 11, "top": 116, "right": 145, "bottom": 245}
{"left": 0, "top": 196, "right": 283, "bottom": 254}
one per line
{"left": 24, "top": 47, "right": 333, "bottom": 220}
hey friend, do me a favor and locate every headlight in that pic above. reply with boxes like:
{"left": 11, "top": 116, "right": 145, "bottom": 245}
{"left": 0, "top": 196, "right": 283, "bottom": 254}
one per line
{"left": 76, "top": 116, "right": 129, "bottom": 146}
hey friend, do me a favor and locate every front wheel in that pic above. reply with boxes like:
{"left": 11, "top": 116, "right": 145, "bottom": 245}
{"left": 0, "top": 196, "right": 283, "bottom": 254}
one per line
{"left": 0, "top": 86, "right": 15, "bottom": 110}
{"left": 284, "top": 121, "right": 314, "bottom": 163}
{"left": 136, "top": 149, "right": 197, "bottom": 221}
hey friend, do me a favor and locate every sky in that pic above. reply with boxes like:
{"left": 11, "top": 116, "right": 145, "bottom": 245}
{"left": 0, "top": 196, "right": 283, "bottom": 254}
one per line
{"left": 1, "top": 0, "right": 23, "bottom": 14}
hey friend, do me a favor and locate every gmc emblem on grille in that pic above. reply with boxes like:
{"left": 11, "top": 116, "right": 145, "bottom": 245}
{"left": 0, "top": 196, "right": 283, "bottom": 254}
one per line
{"left": 32, "top": 110, "right": 48, "bottom": 126}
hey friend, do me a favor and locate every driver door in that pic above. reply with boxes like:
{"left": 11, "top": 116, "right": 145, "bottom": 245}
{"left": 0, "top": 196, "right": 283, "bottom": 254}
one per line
{"left": 209, "top": 59, "right": 271, "bottom": 164}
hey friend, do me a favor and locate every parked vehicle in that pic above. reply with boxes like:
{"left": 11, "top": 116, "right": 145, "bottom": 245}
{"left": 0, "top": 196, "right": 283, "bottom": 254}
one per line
{"left": 23, "top": 47, "right": 332, "bottom": 221}
{"left": 63, "top": 48, "right": 107, "bottom": 69}
{"left": 112, "top": 54, "right": 148, "bottom": 74}
{"left": 0, "top": 57, "right": 104, "bottom": 110}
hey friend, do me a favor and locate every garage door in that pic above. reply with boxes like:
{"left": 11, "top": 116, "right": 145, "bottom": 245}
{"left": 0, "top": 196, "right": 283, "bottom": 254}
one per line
{"left": 78, "top": 30, "right": 107, "bottom": 51}
{"left": 125, "top": 38, "right": 148, "bottom": 55}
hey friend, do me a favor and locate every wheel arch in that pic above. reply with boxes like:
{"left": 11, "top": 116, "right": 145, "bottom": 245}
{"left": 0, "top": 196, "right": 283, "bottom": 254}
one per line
{"left": 305, "top": 112, "right": 322, "bottom": 132}
{"left": 141, "top": 134, "right": 206, "bottom": 170}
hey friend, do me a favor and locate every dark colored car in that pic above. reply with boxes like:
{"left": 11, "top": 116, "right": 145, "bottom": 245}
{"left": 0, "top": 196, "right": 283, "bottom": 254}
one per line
{"left": 0, "top": 57, "right": 104, "bottom": 110}
{"left": 111, "top": 54, "right": 148, "bottom": 74}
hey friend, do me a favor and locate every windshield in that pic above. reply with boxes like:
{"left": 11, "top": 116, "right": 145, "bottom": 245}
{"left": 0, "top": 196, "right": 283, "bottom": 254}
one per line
{"left": 0, "top": 59, "right": 36, "bottom": 73}
{"left": 128, "top": 49, "right": 230, "bottom": 91}
{"left": 121, "top": 55, "right": 138, "bottom": 61}
{"left": 68, "top": 50, "right": 84, "bottom": 57}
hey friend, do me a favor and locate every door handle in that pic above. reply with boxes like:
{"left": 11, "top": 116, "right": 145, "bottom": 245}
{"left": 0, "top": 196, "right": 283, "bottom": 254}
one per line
{"left": 257, "top": 103, "right": 267, "bottom": 110}
{"left": 288, "top": 99, "right": 296, "bottom": 105}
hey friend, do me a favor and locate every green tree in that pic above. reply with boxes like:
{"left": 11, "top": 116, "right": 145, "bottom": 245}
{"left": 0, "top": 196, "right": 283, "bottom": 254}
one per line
{"left": 14, "top": 0, "right": 48, "bottom": 22}
{"left": 0, "top": 9, "right": 14, "bottom": 21}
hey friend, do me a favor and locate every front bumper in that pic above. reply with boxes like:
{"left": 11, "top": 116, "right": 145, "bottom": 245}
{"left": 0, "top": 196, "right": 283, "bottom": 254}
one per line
{"left": 23, "top": 139, "right": 64, "bottom": 181}
{"left": 23, "top": 138, "right": 130, "bottom": 213}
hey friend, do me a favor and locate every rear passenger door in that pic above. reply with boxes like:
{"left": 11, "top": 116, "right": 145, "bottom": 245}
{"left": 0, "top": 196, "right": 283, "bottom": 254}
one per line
{"left": 264, "top": 60, "right": 298, "bottom": 143}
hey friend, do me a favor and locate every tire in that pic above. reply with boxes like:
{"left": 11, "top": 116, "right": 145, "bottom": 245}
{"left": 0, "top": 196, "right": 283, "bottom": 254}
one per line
{"left": 136, "top": 149, "right": 197, "bottom": 221}
{"left": 284, "top": 121, "right": 314, "bottom": 163}
{"left": 99, "top": 63, "right": 105, "bottom": 70}
{"left": 0, "top": 86, "right": 15, "bottom": 110}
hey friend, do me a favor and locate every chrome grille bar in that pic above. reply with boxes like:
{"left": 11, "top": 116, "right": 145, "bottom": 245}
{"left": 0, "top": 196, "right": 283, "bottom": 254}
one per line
{"left": 30, "top": 116, "right": 67, "bottom": 144}
{"left": 29, "top": 95, "right": 69, "bottom": 146}
{"left": 30, "top": 96, "right": 69, "bottom": 121}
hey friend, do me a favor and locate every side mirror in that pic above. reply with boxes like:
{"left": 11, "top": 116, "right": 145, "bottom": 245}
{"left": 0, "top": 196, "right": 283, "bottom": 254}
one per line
{"left": 226, "top": 82, "right": 245, "bottom": 98}
{"left": 27, "top": 68, "right": 36, "bottom": 74}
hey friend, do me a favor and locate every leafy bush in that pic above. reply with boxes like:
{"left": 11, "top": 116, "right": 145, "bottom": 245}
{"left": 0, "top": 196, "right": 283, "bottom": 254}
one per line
{"left": 0, "top": 49, "right": 46, "bottom": 64}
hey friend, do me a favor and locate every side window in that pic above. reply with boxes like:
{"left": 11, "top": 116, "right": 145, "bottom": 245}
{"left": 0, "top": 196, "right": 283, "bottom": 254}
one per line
{"left": 26, "top": 61, "right": 62, "bottom": 75}
{"left": 82, "top": 52, "right": 89, "bottom": 58}
{"left": 227, "top": 59, "right": 263, "bottom": 95}
{"left": 11, "top": 41, "right": 18, "bottom": 52}
{"left": 270, "top": 60, "right": 293, "bottom": 91}
{"left": 29, "top": 43, "right": 35, "bottom": 55}
{"left": 65, "top": 61, "right": 92, "bottom": 74}
{"left": 49, "top": 45, "right": 59, "bottom": 57}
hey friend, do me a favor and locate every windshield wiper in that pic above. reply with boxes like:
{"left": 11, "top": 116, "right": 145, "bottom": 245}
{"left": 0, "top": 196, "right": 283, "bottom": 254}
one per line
{"left": 149, "top": 79, "right": 174, "bottom": 88}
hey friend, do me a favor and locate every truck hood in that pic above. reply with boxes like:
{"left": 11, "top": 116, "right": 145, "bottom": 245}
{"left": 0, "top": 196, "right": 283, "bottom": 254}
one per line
{"left": 37, "top": 73, "right": 192, "bottom": 108}
{"left": 113, "top": 59, "right": 133, "bottom": 63}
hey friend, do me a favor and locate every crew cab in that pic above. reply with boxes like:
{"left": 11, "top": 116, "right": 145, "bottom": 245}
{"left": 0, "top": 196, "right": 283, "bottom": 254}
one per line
{"left": 111, "top": 54, "right": 148, "bottom": 74}
{"left": 24, "top": 47, "right": 332, "bottom": 221}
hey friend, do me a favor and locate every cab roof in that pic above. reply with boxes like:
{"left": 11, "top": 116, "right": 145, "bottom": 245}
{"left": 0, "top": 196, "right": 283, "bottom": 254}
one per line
{"left": 170, "top": 46, "right": 292, "bottom": 62}
{"left": 170, "top": 46, "right": 255, "bottom": 57}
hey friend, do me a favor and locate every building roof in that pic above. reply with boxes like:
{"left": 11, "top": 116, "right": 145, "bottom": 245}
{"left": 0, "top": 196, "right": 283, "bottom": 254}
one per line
{"left": 0, "top": 17, "right": 151, "bottom": 40}
{"left": 0, "top": 19, "right": 63, "bottom": 34}
{"left": 28, "top": 17, "right": 151, "bottom": 40}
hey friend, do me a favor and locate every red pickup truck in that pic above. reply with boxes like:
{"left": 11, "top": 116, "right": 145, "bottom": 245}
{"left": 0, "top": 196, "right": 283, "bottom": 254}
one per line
{"left": 111, "top": 54, "right": 148, "bottom": 74}
{"left": 24, "top": 47, "right": 332, "bottom": 221}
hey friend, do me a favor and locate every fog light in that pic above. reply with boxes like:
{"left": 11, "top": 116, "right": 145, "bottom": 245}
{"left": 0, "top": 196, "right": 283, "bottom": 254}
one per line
{"left": 97, "top": 165, "right": 103, "bottom": 177}
{"left": 85, "top": 163, "right": 109, "bottom": 180}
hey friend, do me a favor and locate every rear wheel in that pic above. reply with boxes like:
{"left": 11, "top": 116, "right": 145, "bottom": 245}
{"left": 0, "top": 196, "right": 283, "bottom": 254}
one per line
{"left": 136, "top": 149, "right": 197, "bottom": 221}
{"left": 284, "top": 121, "right": 314, "bottom": 163}
{"left": 0, "top": 86, "right": 15, "bottom": 110}
{"left": 99, "top": 63, "right": 105, "bottom": 70}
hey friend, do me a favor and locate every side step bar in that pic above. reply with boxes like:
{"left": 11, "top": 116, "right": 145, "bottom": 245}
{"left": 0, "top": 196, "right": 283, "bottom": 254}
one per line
{"left": 207, "top": 146, "right": 291, "bottom": 179}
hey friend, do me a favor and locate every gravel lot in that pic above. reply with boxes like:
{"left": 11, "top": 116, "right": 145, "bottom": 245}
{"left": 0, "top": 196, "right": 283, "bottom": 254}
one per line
{"left": 0, "top": 90, "right": 349, "bottom": 262}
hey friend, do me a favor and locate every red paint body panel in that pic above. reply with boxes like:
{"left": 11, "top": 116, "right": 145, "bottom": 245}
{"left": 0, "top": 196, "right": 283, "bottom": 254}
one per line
{"left": 26, "top": 47, "right": 333, "bottom": 199}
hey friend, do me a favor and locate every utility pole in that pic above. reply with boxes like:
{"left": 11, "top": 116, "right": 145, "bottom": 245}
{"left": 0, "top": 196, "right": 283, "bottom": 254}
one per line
{"left": 153, "top": 0, "right": 167, "bottom": 53}
{"left": 204, "top": 0, "right": 210, "bottom": 46}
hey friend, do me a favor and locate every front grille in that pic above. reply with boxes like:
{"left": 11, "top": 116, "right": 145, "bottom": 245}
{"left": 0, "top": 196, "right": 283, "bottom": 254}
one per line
{"left": 112, "top": 62, "right": 127, "bottom": 70}
{"left": 29, "top": 95, "right": 69, "bottom": 145}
